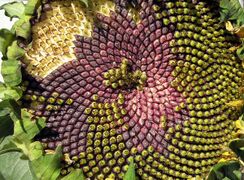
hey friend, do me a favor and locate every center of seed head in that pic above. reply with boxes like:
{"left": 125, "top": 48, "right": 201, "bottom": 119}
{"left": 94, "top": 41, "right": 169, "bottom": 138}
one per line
{"left": 103, "top": 59, "right": 147, "bottom": 90}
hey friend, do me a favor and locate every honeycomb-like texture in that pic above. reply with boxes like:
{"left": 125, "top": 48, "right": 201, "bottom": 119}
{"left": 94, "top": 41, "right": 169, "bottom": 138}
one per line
{"left": 22, "top": 0, "right": 243, "bottom": 179}
{"left": 24, "top": 0, "right": 115, "bottom": 78}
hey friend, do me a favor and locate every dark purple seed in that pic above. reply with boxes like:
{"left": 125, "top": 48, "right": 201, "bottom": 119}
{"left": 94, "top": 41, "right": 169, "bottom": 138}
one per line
{"left": 132, "top": 137, "right": 139, "bottom": 145}
{"left": 60, "top": 120, "right": 68, "bottom": 127}
{"left": 70, "top": 136, "right": 78, "bottom": 143}
{"left": 69, "top": 118, "right": 77, "bottom": 125}
{"left": 47, "top": 142, "right": 55, "bottom": 149}
{"left": 142, "top": 140, "right": 149, "bottom": 148}
{"left": 125, "top": 140, "right": 133, "bottom": 149}
{"left": 71, "top": 129, "right": 80, "bottom": 135}
{"left": 80, "top": 124, "right": 88, "bottom": 132}
{"left": 78, "top": 132, "right": 86, "bottom": 139}
{"left": 63, "top": 146, "right": 70, "bottom": 153}
{"left": 78, "top": 138, "right": 86, "bottom": 146}
{"left": 66, "top": 125, "right": 73, "bottom": 132}
{"left": 66, "top": 88, "right": 74, "bottom": 95}
{"left": 71, "top": 84, "right": 80, "bottom": 91}
{"left": 58, "top": 127, "right": 65, "bottom": 133}
{"left": 70, "top": 149, "right": 78, "bottom": 156}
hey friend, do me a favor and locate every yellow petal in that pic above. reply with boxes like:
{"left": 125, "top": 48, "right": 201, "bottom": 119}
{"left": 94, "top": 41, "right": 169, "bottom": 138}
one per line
{"left": 235, "top": 25, "right": 244, "bottom": 38}
{"left": 226, "top": 21, "right": 234, "bottom": 32}
{"left": 226, "top": 100, "right": 244, "bottom": 108}
{"left": 225, "top": 21, "right": 244, "bottom": 38}
{"left": 45, "top": 149, "right": 56, "bottom": 154}
{"left": 229, "top": 46, "right": 240, "bottom": 52}
{"left": 236, "top": 119, "right": 244, "bottom": 129}
{"left": 64, "top": 153, "right": 73, "bottom": 165}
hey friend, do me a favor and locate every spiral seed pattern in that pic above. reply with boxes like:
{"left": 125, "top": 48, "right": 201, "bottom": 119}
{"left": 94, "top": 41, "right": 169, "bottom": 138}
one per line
{"left": 22, "top": 0, "right": 242, "bottom": 179}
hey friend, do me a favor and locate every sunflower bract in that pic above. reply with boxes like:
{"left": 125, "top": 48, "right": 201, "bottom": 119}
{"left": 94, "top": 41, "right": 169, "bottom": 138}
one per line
{"left": 22, "top": 0, "right": 243, "bottom": 179}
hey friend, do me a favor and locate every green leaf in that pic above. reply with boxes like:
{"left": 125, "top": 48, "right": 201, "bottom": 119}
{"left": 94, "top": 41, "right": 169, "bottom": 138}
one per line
{"left": 61, "top": 169, "right": 85, "bottom": 180}
{"left": 237, "top": 45, "right": 244, "bottom": 60}
{"left": 12, "top": 15, "right": 31, "bottom": 39}
{"left": 220, "top": 0, "right": 244, "bottom": 25}
{"left": 0, "top": 136, "right": 13, "bottom": 150}
{"left": 0, "top": 151, "right": 35, "bottom": 180}
{"left": 207, "top": 161, "right": 241, "bottom": 180}
{"left": 25, "top": 0, "right": 41, "bottom": 16}
{"left": 123, "top": 158, "right": 136, "bottom": 180}
{"left": 1, "top": 60, "right": 22, "bottom": 87}
{"left": 12, "top": 109, "right": 45, "bottom": 158}
{"left": 0, "top": 115, "right": 13, "bottom": 139}
{"left": 28, "top": 141, "right": 44, "bottom": 161}
{"left": 0, "top": 172, "right": 4, "bottom": 180}
{"left": 0, "top": 2, "right": 25, "bottom": 20}
{"left": 232, "top": 170, "right": 242, "bottom": 179}
{"left": 222, "top": 177, "right": 231, "bottom": 180}
{"left": 0, "top": 29, "right": 15, "bottom": 57}
{"left": 0, "top": 83, "right": 22, "bottom": 101}
{"left": 229, "top": 139, "right": 244, "bottom": 161}
{"left": 31, "top": 146, "right": 63, "bottom": 180}
{"left": 0, "top": 100, "right": 12, "bottom": 117}
{"left": 0, "top": 137, "right": 19, "bottom": 155}
{"left": 13, "top": 109, "right": 45, "bottom": 140}
{"left": 0, "top": 100, "right": 20, "bottom": 117}
{"left": 7, "top": 41, "right": 25, "bottom": 60}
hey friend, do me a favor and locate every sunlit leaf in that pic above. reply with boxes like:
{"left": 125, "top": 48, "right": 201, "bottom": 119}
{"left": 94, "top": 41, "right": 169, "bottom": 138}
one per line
{"left": 0, "top": 2, "right": 25, "bottom": 20}
{"left": 0, "top": 151, "right": 36, "bottom": 180}
{"left": 1, "top": 60, "right": 22, "bottom": 87}
{"left": 0, "top": 83, "right": 22, "bottom": 101}
{"left": 25, "top": 0, "right": 41, "bottom": 16}
{"left": 12, "top": 16, "right": 31, "bottom": 39}
{"left": 7, "top": 41, "right": 25, "bottom": 60}
{"left": 207, "top": 161, "right": 241, "bottom": 180}
{"left": 123, "top": 158, "right": 136, "bottom": 180}
{"left": 28, "top": 141, "right": 44, "bottom": 161}
{"left": 0, "top": 29, "right": 15, "bottom": 57}
{"left": 61, "top": 169, "right": 85, "bottom": 180}
{"left": 31, "top": 146, "right": 63, "bottom": 180}
{"left": 220, "top": 0, "right": 244, "bottom": 25}
{"left": 237, "top": 45, "right": 244, "bottom": 60}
